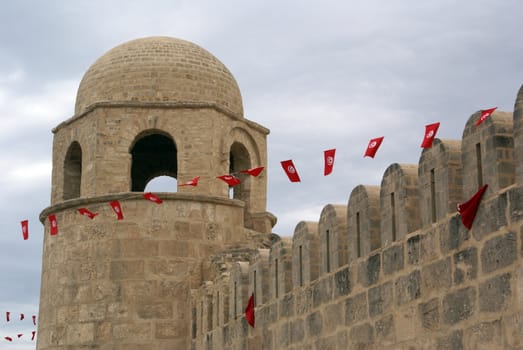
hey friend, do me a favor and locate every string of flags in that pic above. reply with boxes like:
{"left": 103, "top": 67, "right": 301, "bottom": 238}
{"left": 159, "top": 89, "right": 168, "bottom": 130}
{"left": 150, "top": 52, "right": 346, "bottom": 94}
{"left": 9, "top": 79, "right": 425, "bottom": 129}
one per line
{"left": 2, "top": 312, "right": 37, "bottom": 342}
{"left": 17, "top": 107, "right": 496, "bottom": 240}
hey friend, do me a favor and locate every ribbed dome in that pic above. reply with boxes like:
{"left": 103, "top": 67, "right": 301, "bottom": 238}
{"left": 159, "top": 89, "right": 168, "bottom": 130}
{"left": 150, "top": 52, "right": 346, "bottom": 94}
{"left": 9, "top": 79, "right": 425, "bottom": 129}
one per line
{"left": 74, "top": 36, "right": 243, "bottom": 117}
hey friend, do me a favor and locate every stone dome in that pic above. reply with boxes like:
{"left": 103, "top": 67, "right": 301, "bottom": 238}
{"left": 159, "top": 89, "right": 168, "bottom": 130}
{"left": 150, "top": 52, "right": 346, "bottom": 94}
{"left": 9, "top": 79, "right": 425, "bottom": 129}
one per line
{"left": 74, "top": 36, "right": 243, "bottom": 117}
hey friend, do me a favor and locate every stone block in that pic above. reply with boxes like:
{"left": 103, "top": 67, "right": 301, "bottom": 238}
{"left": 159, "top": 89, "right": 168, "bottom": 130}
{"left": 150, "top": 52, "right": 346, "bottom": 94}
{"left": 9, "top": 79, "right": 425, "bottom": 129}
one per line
{"left": 345, "top": 292, "right": 368, "bottom": 325}
{"left": 472, "top": 194, "right": 508, "bottom": 241}
{"left": 503, "top": 311, "right": 523, "bottom": 348}
{"left": 368, "top": 281, "right": 393, "bottom": 318}
{"left": 442, "top": 286, "right": 476, "bottom": 325}
{"left": 306, "top": 311, "right": 323, "bottom": 337}
{"left": 453, "top": 247, "right": 478, "bottom": 285}
{"left": 407, "top": 234, "right": 420, "bottom": 265}
{"left": 509, "top": 187, "right": 523, "bottom": 222}
{"left": 155, "top": 321, "right": 186, "bottom": 339}
{"left": 358, "top": 253, "right": 380, "bottom": 287}
{"left": 375, "top": 314, "right": 395, "bottom": 343}
{"left": 421, "top": 257, "right": 452, "bottom": 294}
{"left": 110, "top": 260, "right": 144, "bottom": 280}
{"left": 349, "top": 323, "right": 374, "bottom": 348}
{"left": 137, "top": 302, "right": 173, "bottom": 319}
{"left": 395, "top": 270, "right": 421, "bottom": 305}
{"left": 479, "top": 273, "right": 512, "bottom": 312}
{"left": 481, "top": 232, "right": 517, "bottom": 273}
{"left": 395, "top": 305, "right": 417, "bottom": 342}
{"left": 323, "top": 303, "right": 343, "bottom": 331}
{"left": 419, "top": 298, "right": 439, "bottom": 330}
{"left": 295, "top": 286, "right": 312, "bottom": 315}
{"left": 439, "top": 215, "right": 469, "bottom": 254}
{"left": 436, "top": 330, "right": 463, "bottom": 350}
{"left": 290, "top": 318, "right": 305, "bottom": 344}
{"left": 79, "top": 303, "right": 106, "bottom": 322}
{"left": 113, "top": 323, "right": 152, "bottom": 340}
{"left": 262, "top": 326, "right": 273, "bottom": 349}
{"left": 312, "top": 277, "right": 333, "bottom": 308}
{"left": 277, "top": 322, "right": 290, "bottom": 348}
{"left": 66, "top": 323, "right": 95, "bottom": 344}
{"left": 463, "top": 320, "right": 503, "bottom": 350}
{"left": 279, "top": 293, "right": 294, "bottom": 318}
{"left": 334, "top": 267, "right": 351, "bottom": 297}
{"left": 314, "top": 335, "right": 337, "bottom": 350}
{"left": 383, "top": 244, "right": 404, "bottom": 275}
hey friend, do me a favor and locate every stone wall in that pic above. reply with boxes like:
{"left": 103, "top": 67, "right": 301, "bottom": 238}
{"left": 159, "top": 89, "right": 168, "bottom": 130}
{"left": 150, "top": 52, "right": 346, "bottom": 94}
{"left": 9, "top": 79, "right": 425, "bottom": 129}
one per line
{"left": 191, "top": 90, "right": 523, "bottom": 349}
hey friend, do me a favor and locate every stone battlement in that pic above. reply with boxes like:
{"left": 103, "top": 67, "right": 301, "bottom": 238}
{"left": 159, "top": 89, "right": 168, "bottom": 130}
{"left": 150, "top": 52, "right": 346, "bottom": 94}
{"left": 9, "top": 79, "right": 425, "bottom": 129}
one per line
{"left": 191, "top": 85, "right": 523, "bottom": 349}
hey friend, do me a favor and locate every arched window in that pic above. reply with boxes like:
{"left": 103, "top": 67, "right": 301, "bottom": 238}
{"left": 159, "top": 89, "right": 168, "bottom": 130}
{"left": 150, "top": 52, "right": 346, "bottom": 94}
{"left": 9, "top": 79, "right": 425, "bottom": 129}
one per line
{"left": 229, "top": 142, "right": 251, "bottom": 201}
{"left": 63, "top": 141, "right": 82, "bottom": 200}
{"left": 130, "top": 131, "right": 177, "bottom": 192}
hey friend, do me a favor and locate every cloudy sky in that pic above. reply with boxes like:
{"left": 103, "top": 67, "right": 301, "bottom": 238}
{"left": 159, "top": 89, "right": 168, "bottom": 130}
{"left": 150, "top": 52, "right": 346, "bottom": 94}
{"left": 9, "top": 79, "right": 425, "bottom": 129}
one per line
{"left": 1, "top": 0, "right": 522, "bottom": 347}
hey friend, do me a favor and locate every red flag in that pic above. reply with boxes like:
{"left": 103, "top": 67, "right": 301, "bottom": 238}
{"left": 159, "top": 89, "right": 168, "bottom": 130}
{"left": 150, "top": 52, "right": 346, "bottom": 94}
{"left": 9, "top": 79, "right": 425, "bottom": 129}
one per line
{"left": 421, "top": 122, "right": 440, "bottom": 148}
{"left": 324, "top": 149, "right": 336, "bottom": 176}
{"left": 240, "top": 166, "right": 265, "bottom": 177}
{"left": 280, "top": 160, "right": 301, "bottom": 182}
{"left": 6, "top": 311, "right": 10, "bottom": 322}
{"left": 48, "top": 214, "right": 58, "bottom": 235}
{"left": 78, "top": 208, "right": 98, "bottom": 219}
{"left": 17, "top": 334, "right": 23, "bottom": 338}
{"left": 217, "top": 175, "right": 241, "bottom": 187}
{"left": 475, "top": 107, "right": 497, "bottom": 126}
{"left": 457, "top": 184, "right": 488, "bottom": 229}
{"left": 109, "top": 201, "right": 124, "bottom": 220}
{"left": 5, "top": 336, "right": 12, "bottom": 342}
{"left": 364, "top": 137, "right": 384, "bottom": 158}
{"left": 179, "top": 176, "right": 200, "bottom": 187}
{"left": 244, "top": 293, "right": 255, "bottom": 327}
{"left": 31, "top": 331, "right": 36, "bottom": 341}
{"left": 143, "top": 192, "right": 163, "bottom": 204}
{"left": 21, "top": 220, "right": 29, "bottom": 240}
{"left": 32, "top": 315, "right": 36, "bottom": 326}
{"left": 20, "top": 313, "right": 24, "bottom": 321}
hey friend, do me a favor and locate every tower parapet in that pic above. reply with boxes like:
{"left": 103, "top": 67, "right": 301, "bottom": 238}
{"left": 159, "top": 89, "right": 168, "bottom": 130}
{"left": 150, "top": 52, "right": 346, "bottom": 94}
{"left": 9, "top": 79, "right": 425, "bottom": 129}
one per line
{"left": 192, "top": 85, "right": 523, "bottom": 350}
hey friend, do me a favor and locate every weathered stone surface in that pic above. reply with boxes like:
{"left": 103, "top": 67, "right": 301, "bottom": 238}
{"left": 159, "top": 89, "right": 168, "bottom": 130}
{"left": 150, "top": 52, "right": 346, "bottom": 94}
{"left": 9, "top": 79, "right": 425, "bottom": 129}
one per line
{"left": 334, "top": 267, "right": 351, "bottom": 297}
{"left": 345, "top": 292, "right": 368, "bottom": 325}
{"left": 368, "top": 281, "right": 393, "bottom": 317}
{"left": 383, "top": 244, "right": 404, "bottom": 275}
{"left": 464, "top": 320, "right": 503, "bottom": 350}
{"left": 481, "top": 232, "right": 517, "bottom": 273}
{"left": 290, "top": 319, "right": 304, "bottom": 344}
{"left": 443, "top": 287, "right": 476, "bottom": 325}
{"left": 509, "top": 187, "right": 523, "bottom": 222}
{"left": 453, "top": 247, "right": 478, "bottom": 285}
{"left": 314, "top": 334, "right": 337, "bottom": 350}
{"left": 306, "top": 311, "right": 323, "bottom": 337}
{"left": 479, "top": 273, "right": 512, "bottom": 312}
{"left": 375, "top": 314, "right": 395, "bottom": 343}
{"left": 419, "top": 298, "right": 439, "bottom": 330}
{"left": 421, "top": 257, "right": 452, "bottom": 294}
{"left": 436, "top": 330, "right": 463, "bottom": 350}
{"left": 358, "top": 253, "right": 380, "bottom": 287}
{"left": 312, "top": 277, "right": 333, "bottom": 308}
{"left": 349, "top": 323, "right": 374, "bottom": 348}
{"left": 280, "top": 294, "right": 294, "bottom": 318}
{"left": 395, "top": 270, "right": 421, "bottom": 305}
{"left": 471, "top": 194, "right": 508, "bottom": 241}
{"left": 440, "top": 215, "right": 469, "bottom": 254}
{"left": 407, "top": 234, "right": 420, "bottom": 265}
{"left": 323, "top": 303, "right": 343, "bottom": 331}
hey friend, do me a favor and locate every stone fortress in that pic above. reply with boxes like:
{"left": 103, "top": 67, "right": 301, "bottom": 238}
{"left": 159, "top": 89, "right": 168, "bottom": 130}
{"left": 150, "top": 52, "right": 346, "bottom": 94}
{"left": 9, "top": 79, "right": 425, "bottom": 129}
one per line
{"left": 35, "top": 36, "right": 523, "bottom": 349}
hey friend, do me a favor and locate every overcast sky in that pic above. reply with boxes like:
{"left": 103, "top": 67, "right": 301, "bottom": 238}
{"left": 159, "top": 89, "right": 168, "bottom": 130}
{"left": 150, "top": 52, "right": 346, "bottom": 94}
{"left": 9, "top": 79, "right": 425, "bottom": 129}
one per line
{"left": 1, "top": 0, "right": 522, "bottom": 347}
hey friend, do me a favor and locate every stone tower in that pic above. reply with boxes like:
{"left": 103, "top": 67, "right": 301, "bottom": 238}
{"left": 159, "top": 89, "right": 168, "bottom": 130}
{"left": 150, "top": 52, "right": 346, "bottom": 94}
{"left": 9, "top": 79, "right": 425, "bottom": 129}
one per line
{"left": 37, "top": 36, "right": 275, "bottom": 349}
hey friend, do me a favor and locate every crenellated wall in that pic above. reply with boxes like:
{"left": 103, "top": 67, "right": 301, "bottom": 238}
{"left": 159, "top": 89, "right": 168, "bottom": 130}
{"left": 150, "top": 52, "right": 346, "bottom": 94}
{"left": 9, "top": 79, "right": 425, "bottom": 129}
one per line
{"left": 191, "top": 86, "right": 523, "bottom": 350}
